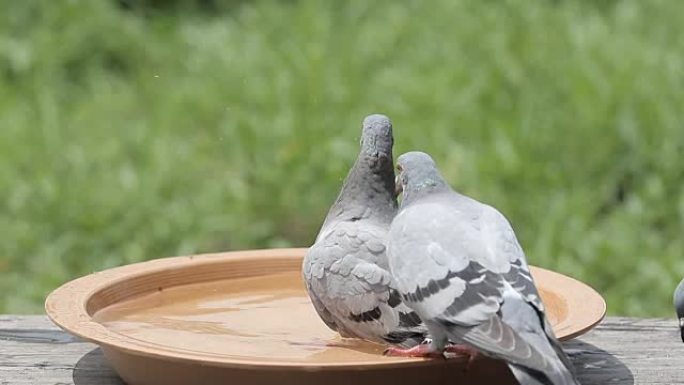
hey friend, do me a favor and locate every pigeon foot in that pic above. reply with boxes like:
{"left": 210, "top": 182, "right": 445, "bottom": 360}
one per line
{"left": 383, "top": 344, "right": 445, "bottom": 359}
{"left": 444, "top": 344, "right": 479, "bottom": 370}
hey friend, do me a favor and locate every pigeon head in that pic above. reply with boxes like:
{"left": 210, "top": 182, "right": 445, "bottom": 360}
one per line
{"left": 395, "top": 151, "right": 449, "bottom": 202}
{"left": 360, "top": 114, "right": 393, "bottom": 161}
{"left": 322, "top": 114, "right": 397, "bottom": 226}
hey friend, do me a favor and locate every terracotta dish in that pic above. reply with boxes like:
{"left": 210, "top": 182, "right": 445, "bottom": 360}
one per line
{"left": 45, "top": 248, "right": 605, "bottom": 385}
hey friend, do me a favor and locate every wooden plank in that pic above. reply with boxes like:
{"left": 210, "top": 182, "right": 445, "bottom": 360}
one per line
{"left": 565, "top": 318, "right": 684, "bottom": 385}
{"left": 0, "top": 315, "right": 122, "bottom": 385}
{"left": 1, "top": 315, "right": 683, "bottom": 384}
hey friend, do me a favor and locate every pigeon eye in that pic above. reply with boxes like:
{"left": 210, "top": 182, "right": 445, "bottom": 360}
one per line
{"left": 396, "top": 164, "right": 403, "bottom": 172}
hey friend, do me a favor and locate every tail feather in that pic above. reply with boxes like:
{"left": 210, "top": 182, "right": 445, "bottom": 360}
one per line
{"left": 509, "top": 364, "right": 553, "bottom": 385}
{"left": 541, "top": 316, "right": 578, "bottom": 377}
{"left": 508, "top": 325, "right": 579, "bottom": 385}
{"left": 499, "top": 288, "right": 580, "bottom": 385}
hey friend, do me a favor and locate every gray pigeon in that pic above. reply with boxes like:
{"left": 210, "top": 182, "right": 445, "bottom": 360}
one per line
{"left": 385, "top": 151, "right": 579, "bottom": 385}
{"left": 302, "top": 115, "right": 427, "bottom": 347}
{"left": 675, "top": 278, "right": 684, "bottom": 342}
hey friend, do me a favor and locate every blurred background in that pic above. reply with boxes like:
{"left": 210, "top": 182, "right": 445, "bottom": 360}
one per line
{"left": 0, "top": 0, "right": 682, "bottom": 316}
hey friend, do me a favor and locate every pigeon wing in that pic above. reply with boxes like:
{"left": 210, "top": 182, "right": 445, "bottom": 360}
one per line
{"left": 304, "top": 221, "right": 425, "bottom": 345}
{"left": 389, "top": 200, "right": 552, "bottom": 370}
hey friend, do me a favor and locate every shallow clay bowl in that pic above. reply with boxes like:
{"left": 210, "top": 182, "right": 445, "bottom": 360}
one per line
{"left": 46, "top": 248, "right": 605, "bottom": 385}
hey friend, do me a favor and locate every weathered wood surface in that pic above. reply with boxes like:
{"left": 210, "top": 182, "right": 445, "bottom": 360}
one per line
{"left": 0, "top": 316, "right": 682, "bottom": 384}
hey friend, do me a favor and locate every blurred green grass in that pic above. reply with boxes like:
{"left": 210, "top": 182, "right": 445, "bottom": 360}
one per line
{"left": 1, "top": 0, "right": 682, "bottom": 315}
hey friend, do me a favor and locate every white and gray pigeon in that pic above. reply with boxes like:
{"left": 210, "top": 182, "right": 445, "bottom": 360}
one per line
{"left": 385, "top": 151, "right": 579, "bottom": 385}
{"left": 302, "top": 115, "right": 427, "bottom": 348}
{"left": 674, "top": 278, "right": 684, "bottom": 342}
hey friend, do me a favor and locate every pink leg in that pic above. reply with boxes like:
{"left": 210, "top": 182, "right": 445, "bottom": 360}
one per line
{"left": 383, "top": 344, "right": 445, "bottom": 359}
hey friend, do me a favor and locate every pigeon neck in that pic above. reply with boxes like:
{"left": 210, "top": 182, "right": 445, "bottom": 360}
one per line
{"left": 401, "top": 178, "right": 451, "bottom": 207}
{"left": 325, "top": 154, "right": 397, "bottom": 224}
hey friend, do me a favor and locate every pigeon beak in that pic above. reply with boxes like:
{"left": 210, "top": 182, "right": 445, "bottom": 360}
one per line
{"left": 395, "top": 175, "right": 403, "bottom": 197}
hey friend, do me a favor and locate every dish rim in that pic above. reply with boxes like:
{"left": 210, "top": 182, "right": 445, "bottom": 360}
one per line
{"left": 45, "top": 248, "right": 606, "bottom": 370}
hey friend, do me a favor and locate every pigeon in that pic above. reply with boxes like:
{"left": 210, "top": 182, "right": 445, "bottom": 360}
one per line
{"left": 302, "top": 115, "right": 427, "bottom": 348}
{"left": 674, "top": 278, "right": 684, "bottom": 342}
{"left": 385, "top": 151, "right": 579, "bottom": 385}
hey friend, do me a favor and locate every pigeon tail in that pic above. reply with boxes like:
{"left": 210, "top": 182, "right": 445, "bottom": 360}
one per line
{"left": 504, "top": 323, "right": 579, "bottom": 385}
{"left": 509, "top": 365, "right": 553, "bottom": 385}
{"left": 499, "top": 289, "right": 580, "bottom": 385}
{"left": 439, "top": 320, "right": 580, "bottom": 385}
{"left": 508, "top": 356, "right": 579, "bottom": 385}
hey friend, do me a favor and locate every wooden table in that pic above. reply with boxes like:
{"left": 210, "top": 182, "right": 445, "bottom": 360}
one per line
{"left": 1, "top": 316, "right": 682, "bottom": 384}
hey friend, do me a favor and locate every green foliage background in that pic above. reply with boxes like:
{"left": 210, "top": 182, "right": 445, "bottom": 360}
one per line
{"left": 1, "top": 0, "right": 682, "bottom": 315}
